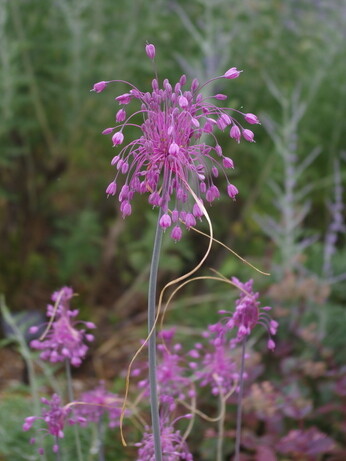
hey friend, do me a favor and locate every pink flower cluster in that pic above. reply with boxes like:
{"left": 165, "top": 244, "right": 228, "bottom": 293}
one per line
{"left": 30, "top": 286, "right": 96, "bottom": 367}
{"left": 93, "top": 43, "right": 260, "bottom": 240}
{"left": 217, "top": 277, "right": 278, "bottom": 350}
{"left": 135, "top": 416, "right": 193, "bottom": 461}
{"left": 23, "top": 394, "right": 81, "bottom": 455}
{"left": 75, "top": 381, "right": 123, "bottom": 428}
{"left": 133, "top": 329, "right": 195, "bottom": 410}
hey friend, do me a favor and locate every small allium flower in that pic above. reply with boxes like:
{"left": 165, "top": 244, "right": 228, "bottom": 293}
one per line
{"left": 189, "top": 336, "right": 239, "bottom": 396}
{"left": 218, "top": 278, "right": 278, "bottom": 349}
{"left": 30, "top": 287, "right": 96, "bottom": 367}
{"left": 93, "top": 44, "right": 259, "bottom": 239}
{"left": 134, "top": 329, "right": 194, "bottom": 410}
{"left": 23, "top": 394, "right": 80, "bottom": 454}
{"left": 135, "top": 417, "right": 193, "bottom": 461}
{"left": 75, "top": 381, "right": 123, "bottom": 428}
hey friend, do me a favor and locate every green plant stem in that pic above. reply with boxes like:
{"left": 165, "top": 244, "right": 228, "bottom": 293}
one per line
{"left": 65, "top": 360, "right": 83, "bottom": 461}
{"left": 55, "top": 436, "right": 62, "bottom": 461}
{"left": 148, "top": 210, "right": 164, "bottom": 461}
{"left": 97, "top": 417, "right": 105, "bottom": 461}
{"left": 216, "top": 392, "right": 226, "bottom": 461}
{"left": 235, "top": 340, "right": 246, "bottom": 461}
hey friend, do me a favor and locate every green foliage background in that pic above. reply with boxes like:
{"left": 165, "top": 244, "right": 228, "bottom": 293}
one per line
{"left": 1, "top": 0, "right": 345, "bottom": 310}
{"left": 0, "top": 1, "right": 346, "bottom": 459}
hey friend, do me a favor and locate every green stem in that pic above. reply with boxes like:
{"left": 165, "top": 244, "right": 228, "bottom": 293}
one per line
{"left": 216, "top": 391, "right": 226, "bottom": 461}
{"left": 235, "top": 340, "right": 246, "bottom": 461}
{"left": 97, "top": 417, "right": 105, "bottom": 461}
{"left": 65, "top": 360, "right": 83, "bottom": 461}
{"left": 148, "top": 210, "right": 164, "bottom": 461}
{"left": 55, "top": 437, "right": 62, "bottom": 461}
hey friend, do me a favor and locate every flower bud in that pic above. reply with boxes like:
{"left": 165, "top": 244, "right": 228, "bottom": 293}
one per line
{"left": 145, "top": 43, "right": 156, "bottom": 59}
{"left": 159, "top": 213, "right": 172, "bottom": 229}
{"left": 224, "top": 67, "right": 242, "bottom": 79}
{"left": 244, "top": 113, "right": 260, "bottom": 124}
{"left": 112, "top": 132, "right": 124, "bottom": 146}
{"left": 116, "top": 109, "right": 126, "bottom": 122}
{"left": 178, "top": 95, "right": 188, "bottom": 108}
{"left": 169, "top": 142, "right": 180, "bottom": 155}
{"left": 106, "top": 182, "right": 117, "bottom": 196}
{"left": 230, "top": 125, "right": 241, "bottom": 143}
{"left": 102, "top": 127, "right": 114, "bottom": 135}
{"left": 92, "top": 81, "right": 107, "bottom": 93}
{"left": 171, "top": 226, "right": 182, "bottom": 241}
{"left": 243, "top": 129, "right": 255, "bottom": 142}
{"left": 227, "top": 184, "right": 239, "bottom": 199}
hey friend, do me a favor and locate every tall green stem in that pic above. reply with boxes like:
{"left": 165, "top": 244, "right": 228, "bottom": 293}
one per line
{"left": 235, "top": 340, "right": 246, "bottom": 461}
{"left": 216, "top": 392, "right": 226, "bottom": 461}
{"left": 55, "top": 437, "right": 62, "bottom": 461}
{"left": 65, "top": 360, "right": 83, "bottom": 461}
{"left": 148, "top": 210, "right": 164, "bottom": 461}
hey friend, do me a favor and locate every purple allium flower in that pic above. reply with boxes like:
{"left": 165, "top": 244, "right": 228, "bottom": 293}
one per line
{"left": 218, "top": 278, "right": 278, "bottom": 349}
{"left": 30, "top": 287, "right": 96, "bottom": 367}
{"left": 93, "top": 44, "right": 259, "bottom": 239}
{"left": 135, "top": 329, "right": 194, "bottom": 410}
{"left": 189, "top": 337, "right": 239, "bottom": 396}
{"left": 135, "top": 416, "right": 193, "bottom": 461}
{"left": 75, "top": 381, "right": 123, "bottom": 428}
{"left": 23, "top": 394, "right": 80, "bottom": 454}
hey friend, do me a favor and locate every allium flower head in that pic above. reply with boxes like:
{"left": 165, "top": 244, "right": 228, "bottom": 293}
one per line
{"left": 189, "top": 337, "right": 239, "bottom": 396}
{"left": 93, "top": 44, "right": 259, "bottom": 240}
{"left": 23, "top": 394, "right": 81, "bottom": 454}
{"left": 75, "top": 381, "right": 123, "bottom": 428}
{"left": 134, "top": 329, "right": 194, "bottom": 410}
{"left": 135, "top": 416, "right": 193, "bottom": 461}
{"left": 218, "top": 278, "right": 278, "bottom": 349}
{"left": 30, "top": 286, "right": 96, "bottom": 367}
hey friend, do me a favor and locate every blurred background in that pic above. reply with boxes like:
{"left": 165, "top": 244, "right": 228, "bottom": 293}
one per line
{"left": 0, "top": 0, "right": 345, "bottom": 458}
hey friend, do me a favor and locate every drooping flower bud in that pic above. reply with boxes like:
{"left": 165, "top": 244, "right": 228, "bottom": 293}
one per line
{"left": 102, "top": 127, "right": 115, "bottom": 135}
{"left": 115, "top": 93, "right": 132, "bottom": 105}
{"left": 178, "top": 95, "right": 188, "bottom": 108}
{"left": 92, "top": 81, "right": 107, "bottom": 93}
{"left": 244, "top": 113, "right": 260, "bottom": 124}
{"left": 214, "top": 93, "right": 228, "bottom": 100}
{"left": 145, "top": 43, "right": 156, "bottom": 60}
{"left": 227, "top": 184, "right": 239, "bottom": 199}
{"left": 116, "top": 109, "right": 126, "bottom": 122}
{"left": 224, "top": 67, "right": 242, "bottom": 79}
{"left": 171, "top": 226, "right": 182, "bottom": 241}
{"left": 169, "top": 142, "right": 180, "bottom": 155}
{"left": 106, "top": 182, "right": 117, "bottom": 196}
{"left": 230, "top": 125, "right": 241, "bottom": 143}
{"left": 112, "top": 132, "right": 124, "bottom": 146}
{"left": 243, "top": 129, "right": 255, "bottom": 142}
{"left": 159, "top": 213, "right": 172, "bottom": 229}
{"left": 223, "top": 157, "right": 234, "bottom": 169}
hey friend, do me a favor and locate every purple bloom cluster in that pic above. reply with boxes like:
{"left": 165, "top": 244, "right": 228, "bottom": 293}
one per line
{"left": 189, "top": 338, "right": 239, "bottom": 396}
{"left": 93, "top": 44, "right": 260, "bottom": 240}
{"left": 217, "top": 277, "right": 278, "bottom": 350}
{"left": 29, "top": 286, "right": 96, "bottom": 367}
{"left": 23, "top": 394, "right": 80, "bottom": 454}
{"left": 135, "top": 416, "right": 193, "bottom": 461}
{"left": 75, "top": 381, "right": 123, "bottom": 428}
{"left": 134, "top": 329, "right": 195, "bottom": 410}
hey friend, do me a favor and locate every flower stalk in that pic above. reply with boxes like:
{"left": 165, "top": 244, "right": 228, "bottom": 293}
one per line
{"left": 235, "top": 339, "right": 246, "bottom": 461}
{"left": 147, "top": 209, "right": 164, "bottom": 461}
